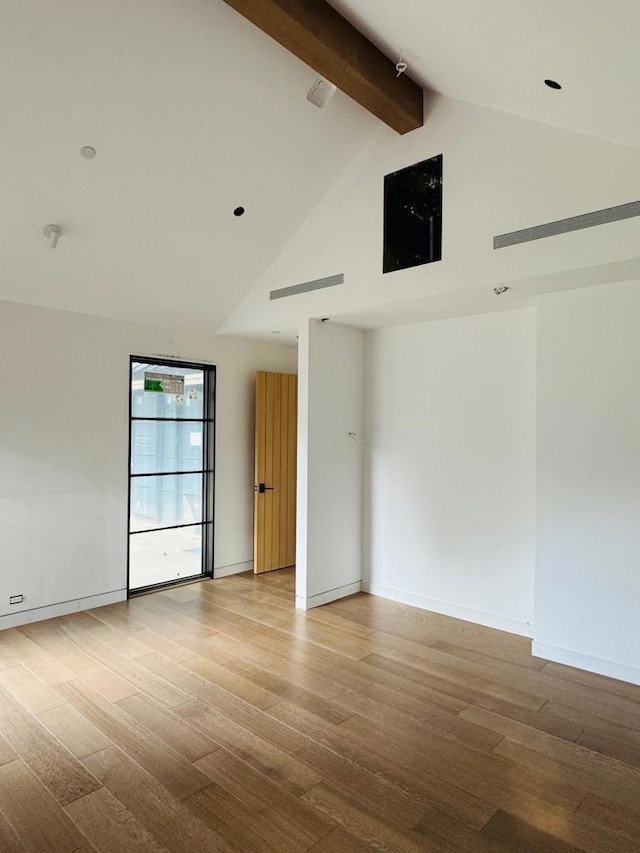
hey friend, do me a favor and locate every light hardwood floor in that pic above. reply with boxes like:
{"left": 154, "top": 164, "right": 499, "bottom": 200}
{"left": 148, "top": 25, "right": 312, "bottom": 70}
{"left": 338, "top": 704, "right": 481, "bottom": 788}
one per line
{"left": 1, "top": 569, "right": 640, "bottom": 852}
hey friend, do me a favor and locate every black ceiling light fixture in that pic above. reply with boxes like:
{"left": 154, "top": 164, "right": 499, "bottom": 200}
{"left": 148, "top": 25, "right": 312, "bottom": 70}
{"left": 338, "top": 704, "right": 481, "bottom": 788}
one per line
{"left": 233, "top": 206, "right": 245, "bottom": 217}
{"left": 544, "top": 79, "right": 562, "bottom": 90}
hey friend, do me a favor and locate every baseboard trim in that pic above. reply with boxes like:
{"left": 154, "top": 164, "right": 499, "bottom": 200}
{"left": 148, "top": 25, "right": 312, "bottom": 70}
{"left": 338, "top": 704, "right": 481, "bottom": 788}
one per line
{"left": 362, "top": 581, "right": 533, "bottom": 638}
{"left": 0, "top": 589, "right": 127, "bottom": 630}
{"left": 296, "top": 581, "right": 362, "bottom": 611}
{"left": 214, "top": 560, "right": 253, "bottom": 579}
{"left": 532, "top": 641, "right": 640, "bottom": 687}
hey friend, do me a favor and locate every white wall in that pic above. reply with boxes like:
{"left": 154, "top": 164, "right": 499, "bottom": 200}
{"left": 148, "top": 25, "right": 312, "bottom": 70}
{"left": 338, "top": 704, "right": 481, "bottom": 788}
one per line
{"left": 223, "top": 94, "right": 640, "bottom": 337}
{"left": 0, "top": 299, "right": 296, "bottom": 628}
{"left": 363, "top": 309, "right": 536, "bottom": 635}
{"left": 535, "top": 280, "right": 640, "bottom": 684}
{"left": 296, "top": 319, "right": 364, "bottom": 609}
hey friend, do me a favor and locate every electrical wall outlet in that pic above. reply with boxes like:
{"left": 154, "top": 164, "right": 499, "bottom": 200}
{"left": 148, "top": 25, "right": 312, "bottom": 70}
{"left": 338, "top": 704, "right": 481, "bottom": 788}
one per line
{"left": 9, "top": 594, "right": 24, "bottom": 605}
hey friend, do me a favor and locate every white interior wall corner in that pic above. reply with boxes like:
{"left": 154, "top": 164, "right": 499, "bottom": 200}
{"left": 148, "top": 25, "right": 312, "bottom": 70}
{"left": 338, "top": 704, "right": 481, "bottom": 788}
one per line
{"left": 362, "top": 309, "right": 537, "bottom": 635}
{"left": 296, "top": 319, "right": 365, "bottom": 610}
{"left": 535, "top": 280, "right": 640, "bottom": 683}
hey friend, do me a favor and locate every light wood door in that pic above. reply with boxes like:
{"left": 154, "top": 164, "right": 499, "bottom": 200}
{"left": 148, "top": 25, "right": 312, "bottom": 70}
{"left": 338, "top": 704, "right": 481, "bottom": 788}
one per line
{"left": 254, "top": 371, "right": 297, "bottom": 573}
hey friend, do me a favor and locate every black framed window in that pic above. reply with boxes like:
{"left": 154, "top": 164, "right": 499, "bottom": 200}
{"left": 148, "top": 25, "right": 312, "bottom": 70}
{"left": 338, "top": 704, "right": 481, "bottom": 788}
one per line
{"left": 127, "top": 358, "right": 215, "bottom": 595}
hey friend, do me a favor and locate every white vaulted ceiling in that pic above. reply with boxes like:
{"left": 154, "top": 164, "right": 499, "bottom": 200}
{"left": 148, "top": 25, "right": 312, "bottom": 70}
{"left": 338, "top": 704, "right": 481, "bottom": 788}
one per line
{"left": 0, "top": 0, "right": 376, "bottom": 327}
{"left": 329, "top": 0, "right": 640, "bottom": 149}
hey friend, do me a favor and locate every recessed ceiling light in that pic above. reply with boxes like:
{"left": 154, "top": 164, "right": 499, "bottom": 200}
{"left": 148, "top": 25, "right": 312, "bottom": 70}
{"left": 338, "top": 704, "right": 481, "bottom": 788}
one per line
{"left": 544, "top": 79, "right": 562, "bottom": 90}
{"left": 80, "top": 146, "right": 97, "bottom": 159}
{"left": 233, "top": 206, "right": 245, "bottom": 217}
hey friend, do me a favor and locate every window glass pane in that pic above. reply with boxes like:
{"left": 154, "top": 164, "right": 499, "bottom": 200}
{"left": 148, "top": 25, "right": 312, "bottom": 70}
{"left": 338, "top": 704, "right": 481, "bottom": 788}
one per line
{"left": 130, "top": 473, "right": 202, "bottom": 532}
{"left": 129, "top": 527, "right": 202, "bottom": 589}
{"left": 131, "top": 421, "right": 203, "bottom": 473}
{"left": 131, "top": 362, "right": 205, "bottom": 420}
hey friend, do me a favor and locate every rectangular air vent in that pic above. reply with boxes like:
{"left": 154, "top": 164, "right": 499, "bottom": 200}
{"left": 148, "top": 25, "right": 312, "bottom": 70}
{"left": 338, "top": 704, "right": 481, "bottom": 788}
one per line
{"left": 494, "top": 199, "right": 640, "bottom": 249}
{"left": 270, "top": 274, "right": 344, "bottom": 301}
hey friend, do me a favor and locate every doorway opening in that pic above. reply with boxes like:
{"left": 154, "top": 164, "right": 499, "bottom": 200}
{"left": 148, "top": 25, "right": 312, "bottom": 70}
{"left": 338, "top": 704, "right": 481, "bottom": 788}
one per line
{"left": 128, "top": 358, "right": 215, "bottom": 595}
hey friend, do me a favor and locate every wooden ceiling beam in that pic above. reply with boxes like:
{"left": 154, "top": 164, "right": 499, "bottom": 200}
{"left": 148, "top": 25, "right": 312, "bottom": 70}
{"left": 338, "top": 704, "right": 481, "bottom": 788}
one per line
{"left": 221, "top": 0, "right": 424, "bottom": 134}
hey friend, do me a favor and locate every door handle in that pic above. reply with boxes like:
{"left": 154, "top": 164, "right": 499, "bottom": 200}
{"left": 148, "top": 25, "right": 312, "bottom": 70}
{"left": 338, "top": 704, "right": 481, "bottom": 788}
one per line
{"left": 256, "top": 483, "right": 274, "bottom": 493}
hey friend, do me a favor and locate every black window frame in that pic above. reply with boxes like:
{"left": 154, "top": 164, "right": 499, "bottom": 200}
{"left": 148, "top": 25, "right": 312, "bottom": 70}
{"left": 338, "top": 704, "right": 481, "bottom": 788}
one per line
{"left": 127, "top": 356, "right": 216, "bottom": 596}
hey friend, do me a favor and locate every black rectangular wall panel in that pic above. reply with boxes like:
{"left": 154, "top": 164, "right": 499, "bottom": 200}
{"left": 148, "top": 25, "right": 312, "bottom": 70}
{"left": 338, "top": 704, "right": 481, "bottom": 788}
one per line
{"left": 384, "top": 154, "right": 443, "bottom": 273}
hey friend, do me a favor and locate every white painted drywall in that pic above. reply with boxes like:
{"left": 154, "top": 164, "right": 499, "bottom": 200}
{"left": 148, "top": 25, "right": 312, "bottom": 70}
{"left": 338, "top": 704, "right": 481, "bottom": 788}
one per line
{"left": 0, "top": 299, "right": 296, "bottom": 627}
{"left": 535, "top": 280, "right": 640, "bottom": 684}
{"left": 223, "top": 94, "right": 640, "bottom": 338}
{"left": 296, "top": 319, "right": 364, "bottom": 609}
{"left": 363, "top": 309, "right": 536, "bottom": 635}
{"left": 0, "top": 0, "right": 376, "bottom": 330}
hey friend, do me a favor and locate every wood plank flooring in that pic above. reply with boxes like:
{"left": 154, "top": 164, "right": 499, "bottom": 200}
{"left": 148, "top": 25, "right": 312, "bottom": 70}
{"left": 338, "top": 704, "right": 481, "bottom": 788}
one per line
{"left": 1, "top": 569, "right": 640, "bottom": 852}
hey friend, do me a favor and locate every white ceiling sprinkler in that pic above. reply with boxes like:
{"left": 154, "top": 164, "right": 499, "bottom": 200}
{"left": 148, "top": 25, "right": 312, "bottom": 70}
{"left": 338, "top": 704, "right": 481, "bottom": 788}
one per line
{"left": 43, "top": 224, "right": 61, "bottom": 249}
